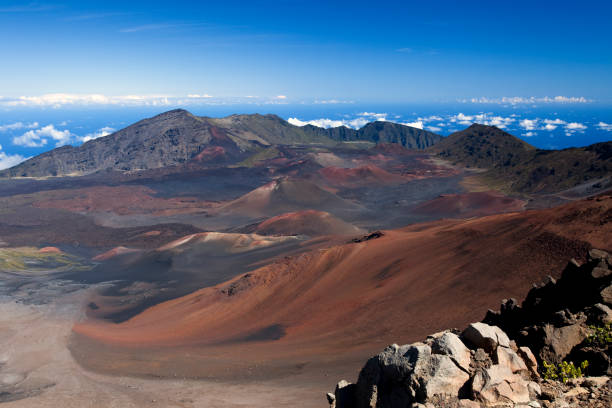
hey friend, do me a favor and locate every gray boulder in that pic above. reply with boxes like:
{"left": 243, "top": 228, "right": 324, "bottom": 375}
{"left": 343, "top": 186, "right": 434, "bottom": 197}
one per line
{"left": 420, "top": 354, "right": 470, "bottom": 400}
{"left": 472, "top": 364, "right": 530, "bottom": 406}
{"left": 496, "top": 346, "right": 528, "bottom": 375}
{"left": 431, "top": 332, "right": 472, "bottom": 372}
{"left": 462, "top": 323, "right": 510, "bottom": 353}
{"left": 353, "top": 342, "right": 470, "bottom": 407}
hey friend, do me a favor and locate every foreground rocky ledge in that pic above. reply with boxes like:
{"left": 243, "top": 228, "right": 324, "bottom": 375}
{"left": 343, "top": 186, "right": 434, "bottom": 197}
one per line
{"left": 328, "top": 249, "right": 612, "bottom": 407}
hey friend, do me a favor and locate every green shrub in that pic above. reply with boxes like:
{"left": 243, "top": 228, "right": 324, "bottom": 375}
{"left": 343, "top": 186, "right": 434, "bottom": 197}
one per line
{"left": 542, "top": 360, "right": 589, "bottom": 383}
{"left": 586, "top": 323, "right": 612, "bottom": 347}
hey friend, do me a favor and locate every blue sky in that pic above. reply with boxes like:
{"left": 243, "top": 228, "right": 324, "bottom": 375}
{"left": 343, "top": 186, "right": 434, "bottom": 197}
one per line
{"left": 0, "top": 1, "right": 611, "bottom": 169}
{"left": 1, "top": 0, "right": 611, "bottom": 103}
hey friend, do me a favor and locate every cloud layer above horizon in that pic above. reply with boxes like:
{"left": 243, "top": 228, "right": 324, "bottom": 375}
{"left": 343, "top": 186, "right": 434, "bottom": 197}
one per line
{"left": 0, "top": 93, "right": 596, "bottom": 109}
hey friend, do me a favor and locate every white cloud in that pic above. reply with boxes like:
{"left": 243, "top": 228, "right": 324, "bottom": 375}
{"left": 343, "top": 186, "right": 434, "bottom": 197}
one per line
{"left": 522, "top": 132, "right": 536, "bottom": 137}
{"left": 13, "top": 124, "right": 71, "bottom": 147}
{"left": 0, "top": 93, "right": 175, "bottom": 108}
{"left": 187, "top": 94, "right": 213, "bottom": 98}
{"left": 403, "top": 121, "right": 424, "bottom": 129}
{"left": 79, "top": 126, "right": 116, "bottom": 143}
{"left": 565, "top": 122, "right": 587, "bottom": 130}
{"left": 288, "top": 117, "right": 364, "bottom": 129}
{"left": 543, "top": 123, "right": 558, "bottom": 131}
{"left": 563, "top": 122, "right": 587, "bottom": 136}
{"left": 13, "top": 132, "right": 47, "bottom": 147}
{"left": 519, "top": 119, "right": 538, "bottom": 130}
{"left": 289, "top": 112, "right": 390, "bottom": 129}
{"left": 347, "top": 118, "right": 371, "bottom": 128}
{"left": 541, "top": 118, "right": 566, "bottom": 131}
{"left": 448, "top": 113, "right": 514, "bottom": 128}
{"left": 275, "top": 95, "right": 287, "bottom": 99}
{"left": 288, "top": 118, "right": 343, "bottom": 128}
{"left": 288, "top": 114, "right": 426, "bottom": 131}
{"left": 543, "top": 118, "right": 566, "bottom": 125}
{"left": 0, "top": 144, "right": 27, "bottom": 170}
{"left": 313, "top": 99, "right": 354, "bottom": 104}
{"left": 426, "top": 126, "right": 442, "bottom": 132}
{"left": 358, "top": 112, "right": 388, "bottom": 120}
{"left": 0, "top": 121, "right": 38, "bottom": 132}
{"left": 461, "top": 96, "right": 591, "bottom": 105}
{"left": 419, "top": 115, "right": 443, "bottom": 122}
{"left": 597, "top": 121, "right": 612, "bottom": 131}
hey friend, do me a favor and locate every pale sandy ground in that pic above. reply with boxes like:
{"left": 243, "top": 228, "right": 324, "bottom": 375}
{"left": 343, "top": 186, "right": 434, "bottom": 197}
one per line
{"left": 0, "top": 290, "right": 323, "bottom": 408}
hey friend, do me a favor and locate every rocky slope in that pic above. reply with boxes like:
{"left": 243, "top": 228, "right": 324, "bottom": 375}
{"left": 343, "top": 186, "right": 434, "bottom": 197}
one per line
{"left": 329, "top": 249, "right": 612, "bottom": 407}
{"left": 0, "top": 109, "right": 442, "bottom": 178}
{"left": 429, "top": 124, "right": 612, "bottom": 194}
{"left": 429, "top": 124, "right": 536, "bottom": 169}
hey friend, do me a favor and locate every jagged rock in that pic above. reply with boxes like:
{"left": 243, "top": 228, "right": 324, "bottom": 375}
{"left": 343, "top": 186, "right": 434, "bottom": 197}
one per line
{"left": 431, "top": 332, "right": 472, "bottom": 372}
{"left": 352, "top": 342, "right": 471, "bottom": 407}
{"left": 496, "top": 346, "right": 528, "bottom": 374}
{"left": 462, "top": 323, "right": 510, "bottom": 353}
{"left": 330, "top": 252, "right": 612, "bottom": 408}
{"left": 540, "top": 323, "right": 588, "bottom": 363}
{"left": 517, "top": 346, "right": 539, "bottom": 378}
{"left": 472, "top": 364, "right": 531, "bottom": 406}
{"left": 420, "top": 354, "right": 470, "bottom": 400}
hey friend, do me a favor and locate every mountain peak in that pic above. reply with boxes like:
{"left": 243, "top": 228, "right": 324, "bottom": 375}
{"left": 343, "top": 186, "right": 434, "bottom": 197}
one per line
{"left": 429, "top": 123, "right": 536, "bottom": 169}
{"left": 153, "top": 108, "right": 195, "bottom": 119}
{"left": 0, "top": 110, "right": 443, "bottom": 178}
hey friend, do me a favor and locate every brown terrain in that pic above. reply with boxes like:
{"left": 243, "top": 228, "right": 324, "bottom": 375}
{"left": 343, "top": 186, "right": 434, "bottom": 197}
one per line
{"left": 71, "top": 194, "right": 612, "bottom": 393}
{"left": 0, "top": 112, "right": 610, "bottom": 407}
{"left": 413, "top": 191, "right": 527, "bottom": 218}
{"left": 249, "top": 210, "right": 364, "bottom": 236}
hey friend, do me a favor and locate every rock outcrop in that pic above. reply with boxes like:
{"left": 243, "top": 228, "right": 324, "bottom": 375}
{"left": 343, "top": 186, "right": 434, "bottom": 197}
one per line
{"left": 484, "top": 248, "right": 612, "bottom": 375}
{"left": 328, "top": 250, "right": 612, "bottom": 407}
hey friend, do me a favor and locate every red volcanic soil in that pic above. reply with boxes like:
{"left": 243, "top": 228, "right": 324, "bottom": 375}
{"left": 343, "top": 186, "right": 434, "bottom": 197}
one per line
{"left": 38, "top": 246, "right": 62, "bottom": 254}
{"left": 319, "top": 165, "right": 406, "bottom": 188}
{"left": 414, "top": 191, "right": 527, "bottom": 218}
{"left": 92, "top": 246, "right": 141, "bottom": 261}
{"left": 192, "top": 146, "right": 226, "bottom": 162}
{"left": 156, "top": 231, "right": 297, "bottom": 253}
{"left": 72, "top": 193, "right": 612, "bottom": 380}
{"left": 253, "top": 210, "right": 363, "bottom": 236}
{"left": 33, "top": 185, "right": 213, "bottom": 216}
{"left": 219, "top": 177, "right": 358, "bottom": 217}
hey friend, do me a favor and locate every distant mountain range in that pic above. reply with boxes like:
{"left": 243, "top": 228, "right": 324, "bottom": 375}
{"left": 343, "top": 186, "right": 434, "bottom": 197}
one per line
{"left": 0, "top": 109, "right": 441, "bottom": 178}
{"left": 429, "top": 124, "right": 612, "bottom": 193}
{"left": 1, "top": 110, "right": 610, "bottom": 196}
